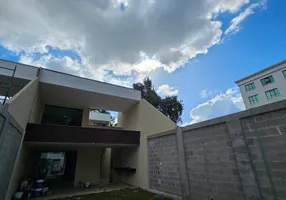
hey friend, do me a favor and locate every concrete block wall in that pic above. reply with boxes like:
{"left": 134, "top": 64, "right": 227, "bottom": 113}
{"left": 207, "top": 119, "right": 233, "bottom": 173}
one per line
{"left": 183, "top": 123, "right": 245, "bottom": 200}
{"left": 148, "top": 131, "right": 181, "bottom": 196}
{"left": 0, "top": 106, "right": 24, "bottom": 200}
{"left": 241, "top": 108, "right": 286, "bottom": 200}
{"left": 147, "top": 99, "right": 286, "bottom": 200}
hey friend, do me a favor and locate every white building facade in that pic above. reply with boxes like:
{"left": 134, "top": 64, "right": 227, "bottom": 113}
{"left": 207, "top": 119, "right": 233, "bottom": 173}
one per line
{"left": 236, "top": 60, "right": 286, "bottom": 109}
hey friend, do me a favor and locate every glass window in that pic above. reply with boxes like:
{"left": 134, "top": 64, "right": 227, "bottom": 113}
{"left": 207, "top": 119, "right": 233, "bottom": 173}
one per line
{"left": 41, "top": 105, "right": 83, "bottom": 126}
{"left": 265, "top": 88, "right": 280, "bottom": 99}
{"left": 248, "top": 95, "right": 259, "bottom": 104}
{"left": 283, "top": 70, "right": 286, "bottom": 78}
{"left": 245, "top": 82, "right": 256, "bottom": 92}
{"left": 261, "top": 75, "right": 275, "bottom": 86}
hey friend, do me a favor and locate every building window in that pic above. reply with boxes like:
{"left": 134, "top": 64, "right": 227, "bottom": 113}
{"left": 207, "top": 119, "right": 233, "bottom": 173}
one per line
{"left": 248, "top": 95, "right": 259, "bottom": 104}
{"left": 261, "top": 75, "right": 275, "bottom": 86}
{"left": 41, "top": 105, "right": 83, "bottom": 126}
{"left": 283, "top": 70, "right": 286, "bottom": 78}
{"left": 265, "top": 88, "right": 280, "bottom": 100}
{"left": 245, "top": 82, "right": 256, "bottom": 92}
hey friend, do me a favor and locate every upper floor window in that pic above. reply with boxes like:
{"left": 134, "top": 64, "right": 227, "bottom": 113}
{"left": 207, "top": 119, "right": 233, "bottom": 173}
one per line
{"left": 265, "top": 88, "right": 280, "bottom": 100}
{"left": 245, "top": 82, "right": 255, "bottom": 92}
{"left": 261, "top": 75, "right": 275, "bottom": 86}
{"left": 41, "top": 105, "right": 83, "bottom": 127}
{"left": 248, "top": 95, "right": 259, "bottom": 104}
{"left": 283, "top": 70, "right": 286, "bottom": 78}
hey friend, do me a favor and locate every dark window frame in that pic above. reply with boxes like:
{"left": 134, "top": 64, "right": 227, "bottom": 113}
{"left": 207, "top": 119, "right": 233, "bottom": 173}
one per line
{"left": 248, "top": 94, "right": 259, "bottom": 104}
{"left": 41, "top": 105, "right": 83, "bottom": 127}
{"left": 282, "top": 70, "right": 286, "bottom": 78}
{"left": 261, "top": 75, "right": 275, "bottom": 86}
{"left": 245, "top": 82, "right": 256, "bottom": 92}
{"left": 265, "top": 88, "right": 280, "bottom": 100}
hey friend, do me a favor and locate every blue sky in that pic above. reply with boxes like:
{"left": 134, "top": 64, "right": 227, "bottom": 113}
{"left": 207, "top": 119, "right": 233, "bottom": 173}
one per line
{"left": 0, "top": 0, "right": 284, "bottom": 125}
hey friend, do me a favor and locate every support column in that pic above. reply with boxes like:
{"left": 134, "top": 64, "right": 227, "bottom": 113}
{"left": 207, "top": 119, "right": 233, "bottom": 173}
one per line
{"left": 226, "top": 119, "right": 261, "bottom": 200}
{"left": 176, "top": 127, "right": 190, "bottom": 199}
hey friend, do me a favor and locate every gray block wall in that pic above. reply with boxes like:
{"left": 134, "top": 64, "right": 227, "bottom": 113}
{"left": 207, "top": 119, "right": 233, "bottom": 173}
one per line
{"left": 147, "top": 100, "right": 286, "bottom": 200}
{"left": 148, "top": 133, "right": 181, "bottom": 196}
{"left": 241, "top": 109, "right": 286, "bottom": 200}
{"left": 183, "top": 123, "right": 246, "bottom": 200}
{"left": 0, "top": 107, "right": 24, "bottom": 200}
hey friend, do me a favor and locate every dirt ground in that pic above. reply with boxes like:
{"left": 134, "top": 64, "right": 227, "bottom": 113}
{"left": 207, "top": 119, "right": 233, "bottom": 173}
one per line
{"left": 53, "top": 188, "right": 171, "bottom": 200}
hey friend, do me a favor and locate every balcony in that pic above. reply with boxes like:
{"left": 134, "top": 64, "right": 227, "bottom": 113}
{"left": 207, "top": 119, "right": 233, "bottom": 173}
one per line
{"left": 24, "top": 123, "right": 140, "bottom": 147}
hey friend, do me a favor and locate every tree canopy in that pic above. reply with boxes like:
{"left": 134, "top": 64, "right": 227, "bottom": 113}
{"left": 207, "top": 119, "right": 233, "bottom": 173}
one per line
{"left": 133, "top": 77, "right": 183, "bottom": 124}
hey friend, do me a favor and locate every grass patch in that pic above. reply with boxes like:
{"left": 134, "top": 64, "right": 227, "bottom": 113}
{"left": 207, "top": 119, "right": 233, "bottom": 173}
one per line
{"left": 55, "top": 188, "right": 171, "bottom": 200}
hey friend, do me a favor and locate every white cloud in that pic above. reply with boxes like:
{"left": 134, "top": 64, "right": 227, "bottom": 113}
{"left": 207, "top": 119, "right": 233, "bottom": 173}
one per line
{"left": 199, "top": 89, "right": 220, "bottom": 98}
{"left": 225, "top": 1, "right": 266, "bottom": 35}
{"left": 19, "top": 53, "right": 133, "bottom": 87}
{"left": 0, "top": 0, "right": 256, "bottom": 84}
{"left": 157, "top": 85, "right": 179, "bottom": 96}
{"left": 187, "top": 87, "right": 245, "bottom": 124}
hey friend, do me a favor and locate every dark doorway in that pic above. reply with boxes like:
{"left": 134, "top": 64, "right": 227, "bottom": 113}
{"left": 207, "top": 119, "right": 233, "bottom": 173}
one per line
{"left": 64, "top": 151, "right": 77, "bottom": 182}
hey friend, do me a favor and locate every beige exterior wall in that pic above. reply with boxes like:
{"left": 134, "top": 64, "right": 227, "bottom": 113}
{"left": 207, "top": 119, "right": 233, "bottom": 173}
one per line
{"left": 7, "top": 78, "right": 39, "bottom": 129}
{"left": 5, "top": 78, "right": 40, "bottom": 200}
{"left": 28, "top": 83, "right": 44, "bottom": 124}
{"left": 116, "top": 99, "right": 177, "bottom": 189}
{"left": 74, "top": 147, "right": 102, "bottom": 186}
{"left": 81, "top": 107, "right": 90, "bottom": 127}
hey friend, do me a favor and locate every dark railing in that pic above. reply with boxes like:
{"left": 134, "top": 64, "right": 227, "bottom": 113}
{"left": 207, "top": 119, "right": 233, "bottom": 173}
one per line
{"left": 24, "top": 123, "right": 140, "bottom": 145}
{"left": 0, "top": 65, "right": 17, "bottom": 105}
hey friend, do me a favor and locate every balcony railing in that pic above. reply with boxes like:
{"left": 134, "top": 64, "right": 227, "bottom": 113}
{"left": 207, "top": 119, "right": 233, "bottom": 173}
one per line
{"left": 24, "top": 123, "right": 140, "bottom": 146}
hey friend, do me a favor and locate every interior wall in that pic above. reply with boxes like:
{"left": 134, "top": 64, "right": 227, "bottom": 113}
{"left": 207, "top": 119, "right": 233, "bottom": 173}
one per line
{"left": 116, "top": 99, "right": 177, "bottom": 189}
{"left": 74, "top": 147, "right": 102, "bottom": 186}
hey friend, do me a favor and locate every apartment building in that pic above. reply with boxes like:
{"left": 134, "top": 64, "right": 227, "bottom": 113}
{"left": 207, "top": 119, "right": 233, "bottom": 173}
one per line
{"left": 236, "top": 60, "right": 286, "bottom": 109}
{"left": 0, "top": 59, "right": 177, "bottom": 200}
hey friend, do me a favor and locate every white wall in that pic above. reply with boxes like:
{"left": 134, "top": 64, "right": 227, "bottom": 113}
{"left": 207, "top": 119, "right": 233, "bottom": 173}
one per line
{"left": 0, "top": 59, "right": 38, "bottom": 80}
{"left": 39, "top": 69, "right": 141, "bottom": 101}
{"left": 238, "top": 63, "right": 286, "bottom": 109}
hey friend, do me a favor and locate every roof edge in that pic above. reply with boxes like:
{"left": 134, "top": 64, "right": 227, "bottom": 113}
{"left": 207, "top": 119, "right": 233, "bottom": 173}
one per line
{"left": 235, "top": 60, "right": 286, "bottom": 84}
{"left": 0, "top": 58, "right": 140, "bottom": 93}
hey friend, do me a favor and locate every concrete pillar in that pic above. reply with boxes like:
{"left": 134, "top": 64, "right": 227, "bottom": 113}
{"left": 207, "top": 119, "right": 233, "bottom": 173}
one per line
{"left": 100, "top": 148, "right": 111, "bottom": 184}
{"left": 176, "top": 127, "right": 190, "bottom": 199}
{"left": 226, "top": 119, "right": 262, "bottom": 200}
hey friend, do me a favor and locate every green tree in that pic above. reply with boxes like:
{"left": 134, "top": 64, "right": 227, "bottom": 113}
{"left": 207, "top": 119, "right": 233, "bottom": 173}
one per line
{"left": 159, "top": 96, "right": 183, "bottom": 123}
{"left": 133, "top": 77, "right": 161, "bottom": 109}
{"left": 90, "top": 109, "right": 110, "bottom": 114}
{"left": 133, "top": 77, "right": 183, "bottom": 124}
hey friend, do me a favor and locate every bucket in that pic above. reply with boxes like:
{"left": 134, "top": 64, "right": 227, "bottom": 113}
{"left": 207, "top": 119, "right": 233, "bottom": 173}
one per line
{"left": 42, "top": 187, "right": 49, "bottom": 196}
{"left": 79, "top": 182, "right": 84, "bottom": 189}
{"left": 85, "top": 182, "right": 90, "bottom": 188}
{"left": 36, "top": 179, "right": 44, "bottom": 188}
{"left": 13, "top": 192, "right": 23, "bottom": 200}
{"left": 32, "top": 188, "right": 43, "bottom": 198}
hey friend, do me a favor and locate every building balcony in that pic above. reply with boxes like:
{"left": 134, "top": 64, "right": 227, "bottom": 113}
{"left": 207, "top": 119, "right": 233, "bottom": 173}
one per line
{"left": 24, "top": 123, "right": 140, "bottom": 147}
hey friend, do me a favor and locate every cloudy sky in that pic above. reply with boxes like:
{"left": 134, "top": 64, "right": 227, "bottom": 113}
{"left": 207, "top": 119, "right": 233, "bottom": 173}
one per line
{"left": 0, "top": 0, "right": 285, "bottom": 125}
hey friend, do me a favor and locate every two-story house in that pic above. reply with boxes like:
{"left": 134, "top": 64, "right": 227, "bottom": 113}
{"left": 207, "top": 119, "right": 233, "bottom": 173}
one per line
{"left": 0, "top": 59, "right": 177, "bottom": 200}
